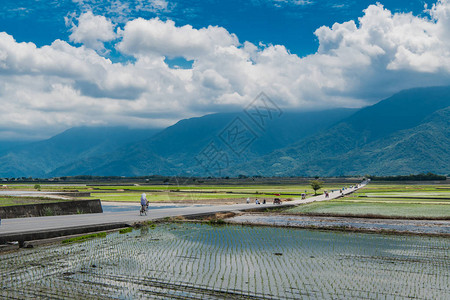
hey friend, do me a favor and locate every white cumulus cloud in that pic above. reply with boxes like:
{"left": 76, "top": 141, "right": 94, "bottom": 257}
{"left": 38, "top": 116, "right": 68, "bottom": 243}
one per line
{"left": 69, "top": 11, "right": 117, "bottom": 51}
{"left": 1, "top": 1, "right": 450, "bottom": 140}
{"left": 117, "top": 18, "right": 239, "bottom": 60}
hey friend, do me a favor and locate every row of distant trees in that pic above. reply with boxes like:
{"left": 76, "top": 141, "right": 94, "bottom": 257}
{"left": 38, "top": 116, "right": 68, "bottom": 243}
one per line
{"left": 1, "top": 175, "right": 168, "bottom": 182}
{"left": 2, "top": 172, "right": 447, "bottom": 183}
{"left": 368, "top": 172, "right": 447, "bottom": 181}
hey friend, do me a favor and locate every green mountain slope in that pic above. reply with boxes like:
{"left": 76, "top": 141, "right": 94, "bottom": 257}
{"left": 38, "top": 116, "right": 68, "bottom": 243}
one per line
{"left": 236, "top": 86, "right": 450, "bottom": 176}
{"left": 336, "top": 106, "right": 450, "bottom": 175}
{"left": 51, "top": 109, "right": 357, "bottom": 177}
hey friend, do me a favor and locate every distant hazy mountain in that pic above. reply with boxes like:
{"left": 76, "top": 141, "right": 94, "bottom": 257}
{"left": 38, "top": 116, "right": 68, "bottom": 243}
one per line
{"left": 235, "top": 86, "right": 450, "bottom": 176}
{"left": 2, "top": 86, "right": 449, "bottom": 178}
{"left": 0, "top": 127, "right": 161, "bottom": 177}
{"left": 51, "top": 109, "right": 357, "bottom": 177}
{"left": 0, "top": 141, "right": 31, "bottom": 156}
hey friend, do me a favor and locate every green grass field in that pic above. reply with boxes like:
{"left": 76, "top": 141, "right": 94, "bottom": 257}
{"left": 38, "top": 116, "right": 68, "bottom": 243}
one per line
{"left": 286, "top": 183, "right": 450, "bottom": 218}
{"left": 89, "top": 191, "right": 269, "bottom": 202}
{"left": 3, "top": 183, "right": 344, "bottom": 193}
{"left": 87, "top": 183, "right": 347, "bottom": 203}
{"left": 5, "top": 182, "right": 450, "bottom": 219}
{"left": 1, "top": 182, "right": 349, "bottom": 205}
{"left": 0, "top": 182, "right": 352, "bottom": 206}
{"left": 354, "top": 183, "right": 450, "bottom": 197}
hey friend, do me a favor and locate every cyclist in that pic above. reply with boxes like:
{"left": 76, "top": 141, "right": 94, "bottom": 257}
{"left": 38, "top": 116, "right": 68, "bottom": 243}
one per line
{"left": 140, "top": 193, "right": 148, "bottom": 215}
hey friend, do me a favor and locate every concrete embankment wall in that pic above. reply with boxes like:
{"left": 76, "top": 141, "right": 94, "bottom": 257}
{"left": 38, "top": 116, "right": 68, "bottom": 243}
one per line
{"left": 0, "top": 222, "right": 128, "bottom": 247}
{"left": 0, "top": 199, "right": 103, "bottom": 219}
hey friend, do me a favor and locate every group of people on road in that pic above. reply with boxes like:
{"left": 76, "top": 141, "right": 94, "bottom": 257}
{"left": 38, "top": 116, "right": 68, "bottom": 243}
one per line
{"left": 254, "top": 198, "right": 266, "bottom": 205}
{"left": 246, "top": 197, "right": 266, "bottom": 205}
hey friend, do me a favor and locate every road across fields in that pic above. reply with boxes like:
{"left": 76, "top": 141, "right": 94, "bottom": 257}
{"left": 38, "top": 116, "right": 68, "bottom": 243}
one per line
{"left": 0, "top": 183, "right": 364, "bottom": 245}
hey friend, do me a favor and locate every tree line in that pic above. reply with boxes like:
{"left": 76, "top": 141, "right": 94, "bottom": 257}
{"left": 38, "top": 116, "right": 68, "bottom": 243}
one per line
{"left": 369, "top": 173, "right": 447, "bottom": 181}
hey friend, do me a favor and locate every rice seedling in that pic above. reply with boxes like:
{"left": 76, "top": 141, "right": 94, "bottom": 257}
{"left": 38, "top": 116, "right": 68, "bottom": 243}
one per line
{"left": 119, "top": 227, "right": 133, "bottom": 234}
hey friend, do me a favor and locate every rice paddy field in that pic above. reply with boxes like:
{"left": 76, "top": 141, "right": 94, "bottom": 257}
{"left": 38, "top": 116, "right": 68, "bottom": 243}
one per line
{"left": 1, "top": 182, "right": 353, "bottom": 202}
{"left": 85, "top": 182, "right": 357, "bottom": 204}
{"left": 3, "top": 182, "right": 450, "bottom": 216}
{"left": 1, "top": 223, "right": 449, "bottom": 299}
{"left": 286, "top": 183, "right": 450, "bottom": 218}
{"left": 61, "top": 183, "right": 346, "bottom": 204}
{"left": 0, "top": 182, "right": 351, "bottom": 207}
{"left": 81, "top": 185, "right": 326, "bottom": 203}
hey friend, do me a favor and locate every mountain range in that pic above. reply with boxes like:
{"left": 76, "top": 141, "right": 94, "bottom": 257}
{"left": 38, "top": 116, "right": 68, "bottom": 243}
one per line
{"left": 237, "top": 86, "right": 450, "bottom": 176}
{"left": 0, "top": 127, "right": 160, "bottom": 178}
{"left": 1, "top": 86, "right": 449, "bottom": 178}
{"left": 49, "top": 109, "right": 356, "bottom": 177}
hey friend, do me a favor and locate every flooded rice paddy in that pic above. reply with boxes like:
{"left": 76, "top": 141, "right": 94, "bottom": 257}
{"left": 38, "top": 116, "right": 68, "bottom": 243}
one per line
{"left": 228, "top": 214, "right": 450, "bottom": 235}
{"left": 1, "top": 223, "right": 449, "bottom": 299}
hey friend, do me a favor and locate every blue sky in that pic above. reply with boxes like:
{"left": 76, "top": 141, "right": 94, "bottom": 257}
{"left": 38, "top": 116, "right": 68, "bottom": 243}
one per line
{"left": 0, "top": 0, "right": 449, "bottom": 140}
{"left": 0, "top": 0, "right": 436, "bottom": 56}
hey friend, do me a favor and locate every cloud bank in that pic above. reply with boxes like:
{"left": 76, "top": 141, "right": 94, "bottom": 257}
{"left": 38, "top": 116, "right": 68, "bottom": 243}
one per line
{"left": 1, "top": 1, "right": 450, "bottom": 140}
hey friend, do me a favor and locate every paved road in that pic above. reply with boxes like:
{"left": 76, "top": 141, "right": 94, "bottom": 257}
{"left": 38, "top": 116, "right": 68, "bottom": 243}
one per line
{"left": 0, "top": 184, "right": 364, "bottom": 237}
